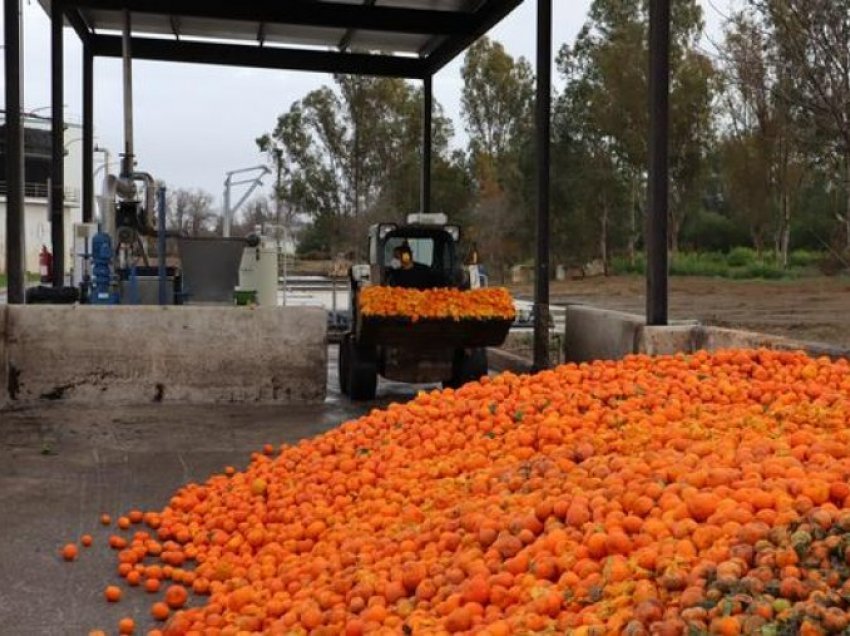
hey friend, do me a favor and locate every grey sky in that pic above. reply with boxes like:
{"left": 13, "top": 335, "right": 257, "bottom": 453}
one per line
{"left": 3, "top": 1, "right": 730, "bottom": 212}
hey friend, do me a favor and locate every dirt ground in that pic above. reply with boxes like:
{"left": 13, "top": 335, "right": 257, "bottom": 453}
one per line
{"left": 512, "top": 275, "right": 850, "bottom": 349}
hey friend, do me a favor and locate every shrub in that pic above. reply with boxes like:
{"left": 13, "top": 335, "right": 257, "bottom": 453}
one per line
{"left": 727, "top": 247, "right": 757, "bottom": 268}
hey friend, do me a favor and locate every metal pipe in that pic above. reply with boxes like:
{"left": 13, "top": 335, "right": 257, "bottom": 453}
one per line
{"left": 223, "top": 178, "right": 232, "bottom": 237}
{"left": 132, "top": 172, "right": 157, "bottom": 228}
{"left": 421, "top": 75, "right": 433, "bottom": 216}
{"left": 121, "top": 10, "right": 134, "bottom": 178}
{"left": 83, "top": 44, "right": 95, "bottom": 223}
{"left": 157, "top": 186, "right": 167, "bottom": 305}
{"left": 647, "top": 0, "right": 670, "bottom": 326}
{"left": 533, "top": 0, "right": 552, "bottom": 371}
{"left": 4, "top": 0, "right": 25, "bottom": 303}
{"left": 51, "top": 0, "right": 66, "bottom": 288}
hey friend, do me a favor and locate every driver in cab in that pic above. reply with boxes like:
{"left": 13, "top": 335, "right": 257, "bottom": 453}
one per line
{"left": 387, "top": 244, "right": 433, "bottom": 290}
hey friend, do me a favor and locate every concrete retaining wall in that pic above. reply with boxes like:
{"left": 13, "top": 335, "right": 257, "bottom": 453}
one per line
{"left": 1, "top": 305, "right": 327, "bottom": 407}
{"left": 639, "top": 325, "right": 850, "bottom": 360}
{"left": 563, "top": 306, "right": 648, "bottom": 363}
{"left": 563, "top": 305, "right": 849, "bottom": 364}
{"left": 563, "top": 305, "right": 698, "bottom": 363}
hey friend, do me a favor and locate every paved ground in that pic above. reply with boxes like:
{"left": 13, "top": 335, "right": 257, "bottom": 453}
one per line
{"left": 0, "top": 347, "right": 428, "bottom": 636}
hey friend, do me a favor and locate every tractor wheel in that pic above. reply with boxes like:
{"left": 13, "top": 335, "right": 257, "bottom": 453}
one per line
{"left": 338, "top": 334, "right": 352, "bottom": 396}
{"left": 446, "top": 348, "right": 489, "bottom": 389}
{"left": 348, "top": 339, "right": 378, "bottom": 401}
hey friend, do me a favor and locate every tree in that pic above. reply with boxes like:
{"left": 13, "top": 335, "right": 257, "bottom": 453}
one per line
{"left": 258, "top": 75, "right": 459, "bottom": 258}
{"left": 460, "top": 37, "right": 535, "bottom": 274}
{"left": 557, "top": 0, "right": 716, "bottom": 253}
{"left": 166, "top": 188, "right": 217, "bottom": 237}
{"left": 748, "top": 0, "right": 850, "bottom": 251}
{"left": 461, "top": 38, "right": 535, "bottom": 169}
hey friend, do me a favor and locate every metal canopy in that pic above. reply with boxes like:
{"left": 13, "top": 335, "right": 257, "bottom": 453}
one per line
{"left": 40, "top": 0, "right": 524, "bottom": 77}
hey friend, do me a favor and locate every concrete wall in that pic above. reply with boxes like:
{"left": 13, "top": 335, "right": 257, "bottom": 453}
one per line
{"left": 563, "top": 306, "right": 697, "bottom": 363}
{"left": 563, "top": 305, "right": 849, "bottom": 363}
{"left": 0, "top": 306, "right": 327, "bottom": 407}
{"left": 0, "top": 199, "right": 81, "bottom": 274}
{"left": 564, "top": 306, "right": 648, "bottom": 363}
{"left": 639, "top": 325, "right": 850, "bottom": 360}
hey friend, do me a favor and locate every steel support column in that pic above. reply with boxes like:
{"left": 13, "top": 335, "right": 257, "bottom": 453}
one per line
{"left": 51, "top": 0, "right": 66, "bottom": 287}
{"left": 421, "top": 75, "right": 433, "bottom": 216}
{"left": 533, "top": 0, "right": 552, "bottom": 371}
{"left": 4, "top": 0, "right": 26, "bottom": 303}
{"left": 83, "top": 44, "right": 95, "bottom": 223}
{"left": 647, "top": 0, "right": 670, "bottom": 326}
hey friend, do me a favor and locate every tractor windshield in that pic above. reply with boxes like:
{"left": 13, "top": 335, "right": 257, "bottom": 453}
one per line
{"left": 384, "top": 237, "right": 436, "bottom": 267}
{"left": 382, "top": 229, "right": 459, "bottom": 289}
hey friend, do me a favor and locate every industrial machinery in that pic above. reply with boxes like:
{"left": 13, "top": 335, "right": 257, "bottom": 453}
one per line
{"left": 70, "top": 11, "right": 184, "bottom": 306}
{"left": 339, "top": 213, "right": 513, "bottom": 401}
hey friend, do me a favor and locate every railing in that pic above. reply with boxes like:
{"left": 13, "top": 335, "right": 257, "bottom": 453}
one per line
{"left": 0, "top": 181, "right": 80, "bottom": 203}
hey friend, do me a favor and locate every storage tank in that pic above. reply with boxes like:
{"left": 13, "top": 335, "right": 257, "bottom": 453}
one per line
{"left": 238, "top": 237, "right": 279, "bottom": 306}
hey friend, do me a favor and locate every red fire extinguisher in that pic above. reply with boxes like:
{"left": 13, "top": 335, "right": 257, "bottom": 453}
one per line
{"left": 39, "top": 245, "right": 53, "bottom": 284}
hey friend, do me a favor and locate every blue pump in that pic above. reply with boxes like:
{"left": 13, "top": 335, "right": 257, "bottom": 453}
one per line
{"left": 91, "top": 232, "right": 118, "bottom": 305}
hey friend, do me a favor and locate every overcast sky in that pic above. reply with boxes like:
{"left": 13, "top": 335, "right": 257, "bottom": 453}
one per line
{"left": 2, "top": 1, "right": 731, "bottom": 211}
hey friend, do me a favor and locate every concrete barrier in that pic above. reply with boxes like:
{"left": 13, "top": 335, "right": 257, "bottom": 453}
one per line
{"left": 563, "top": 306, "right": 697, "bottom": 363}
{"left": 639, "top": 325, "right": 850, "bottom": 360}
{"left": 563, "top": 306, "right": 647, "bottom": 363}
{"left": 2, "top": 305, "right": 327, "bottom": 406}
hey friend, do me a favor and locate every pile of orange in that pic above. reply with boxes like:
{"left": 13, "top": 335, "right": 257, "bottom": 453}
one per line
{"left": 358, "top": 286, "right": 516, "bottom": 322}
{"left": 67, "top": 349, "right": 850, "bottom": 635}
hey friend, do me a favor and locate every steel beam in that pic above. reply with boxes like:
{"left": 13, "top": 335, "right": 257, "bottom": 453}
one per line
{"left": 83, "top": 44, "right": 95, "bottom": 223}
{"left": 646, "top": 0, "right": 670, "bottom": 326}
{"left": 68, "top": 0, "right": 474, "bottom": 35}
{"left": 91, "top": 35, "right": 428, "bottom": 78}
{"left": 339, "top": 0, "right": 376, "bottom": 52}
{"left": 425, "top": 0, "right": 522, "bottom": 73}
{"left": 64, "top": 6, "right": 92, "bottom": 45}
{"left": 532, "top": 0, "right": 551, "bottom": 371}
{"left": 421, "top": 75, "right": 433, "bottom": 216}
{"left": 51, "top": 0, "right": 66, "bottom": 288}
{"left": 4, "top": 0, "right": 26, "bottom": 303}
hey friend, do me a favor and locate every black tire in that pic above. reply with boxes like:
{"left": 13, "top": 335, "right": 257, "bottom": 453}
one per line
{"left": 348, "top": 339, "right": 378, "bottom": 401}
{"left": 338, "top": 334, "right": 352, "bottom": 396}
{"left": 446, "top": 348, "right": 488, "bottom": 389}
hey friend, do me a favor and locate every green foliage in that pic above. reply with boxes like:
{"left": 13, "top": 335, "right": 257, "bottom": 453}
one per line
{"left": 612, "top": 250, "right": 824, "bottom": 279}
{"left": 727, "top": 247, "right": 757, "bottom": 268}
{"left": 681, "top": 210, "right": 751, "bottom": 253}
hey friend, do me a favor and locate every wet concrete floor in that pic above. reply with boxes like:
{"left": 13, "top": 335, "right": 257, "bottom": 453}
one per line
{"left": 0, "top": 346, "right": 429, "bottom": 635}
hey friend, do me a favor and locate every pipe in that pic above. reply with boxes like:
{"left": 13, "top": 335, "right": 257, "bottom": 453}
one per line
{"left": 157, "top": 186, "right": 168, "bottom": 305}
{"left": 4, "top": 0, "right": 25, "bottom": 303}
{"left": 421, "top": 75, "right": 433, "bottom": 216}
{"left": 533, "top": 0, "right": 552, "bottom": 370}
{"left": 51, "top": 0, "right": 65, "bottom": 288}
{"left": 121, "top": 10, "right": 134, "bottom": 178}
{"left": 647, "top": 0, "right": 670, "bottom": 326}
{"left": 83, "top": 44, "right": 95, "bottom": 223}
{"left": 133, "top": 171, "right": 156, "bottom": 227}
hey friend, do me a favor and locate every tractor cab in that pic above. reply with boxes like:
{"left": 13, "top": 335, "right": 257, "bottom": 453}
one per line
{"left": 365, "top": 214, "right": 464, "bottom": 290}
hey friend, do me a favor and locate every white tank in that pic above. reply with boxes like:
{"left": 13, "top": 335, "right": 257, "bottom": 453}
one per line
{"left": 238, "top": 238, "right": 279, "bottom": 306}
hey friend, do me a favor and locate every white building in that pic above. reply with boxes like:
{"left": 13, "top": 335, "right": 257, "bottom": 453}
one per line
{"left": 0, "top": 113, "right": 85, "bottom": 274}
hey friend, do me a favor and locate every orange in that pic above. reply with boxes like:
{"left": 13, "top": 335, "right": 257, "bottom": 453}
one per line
{"left": 61, "top": 543, "right": 78, "bottom": 561}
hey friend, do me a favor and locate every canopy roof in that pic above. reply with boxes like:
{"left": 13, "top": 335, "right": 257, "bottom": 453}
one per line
{"left": 43, "top": 0, "right": 524, "bottom": 77}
